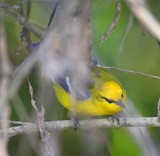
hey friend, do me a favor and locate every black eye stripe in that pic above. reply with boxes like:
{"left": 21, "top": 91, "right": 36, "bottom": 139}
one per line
{"left": 100, "top": 96, "right": 125, "bottom": 108}
{"left": 101, "top": 96, "right": 115, "bottom": 104}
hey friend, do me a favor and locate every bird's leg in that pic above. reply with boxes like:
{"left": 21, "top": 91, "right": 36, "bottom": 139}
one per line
{"left": 69, "top": 111, "right": 80, "bottom": 131}
{"left": 108, "top": 115, "right": 120, "bottom": 129}
{"left": 71, "top": 117, "right": 80, "bottom": 131}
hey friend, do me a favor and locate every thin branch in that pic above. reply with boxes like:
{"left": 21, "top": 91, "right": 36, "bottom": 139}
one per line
{"left": 8, "top": 49, "right": 40, "bottom": 100}
{"left": 97, "top": 65, "right": 160, "bottom": 80}
{"left": 100, "top": 0, "right": 121, "bottom": 42}
{"left": 28, "top": 82, "right": 53, "bottom": 155}
{"left": 124, "top": 0, "right": 160, "bottom": 42}
{"left": 17, "top": 0, "right": 32, "bottom": 53}
{"left": 118, "top": 14, "right": 133, "bottom": 58}
{"left": 157, "top": 98, "right": 160, "bottom": 121}
{"left": 0, "top": 117, "right": 160, "bottom": 138}
{"left": 0, "top": 14, "right": 12, "bottom": 156}
{"left": 0, "top": 120, "right": 30, "bottom": 125}
{"left": 47, "top": 0, "right": 59, "bottom": 28}
{"left": 0, "top": 1, "right": 43, "bottom": 38}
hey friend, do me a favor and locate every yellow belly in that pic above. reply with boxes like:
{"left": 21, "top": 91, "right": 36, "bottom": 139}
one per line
{"left": 53, "top": 84, "right": 123, "bottom": 116}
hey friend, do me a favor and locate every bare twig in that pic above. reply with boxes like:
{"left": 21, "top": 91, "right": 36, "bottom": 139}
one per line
{"left": 28, "top": 82, "right": 53, "bottom": 155}
{"left": 100, "top": 0, "right": 121, "bottom": 42}
{"left": 47, "top": 0, "right": 59, "bottom": 28}
{"left": 97, "top": 65, "right": 160, "bottom": 80}
{"left": 118, "top": 14, "right": 133, "bottom": 58}
{"left": 0, "top": 1, "right": 43, "bottom": 38}
{"left": 124, "top": 0, "right": 160, "bottom": 42}
{"left": 1, "top": 117, "right": 160, "bottom": 138}
{"left": 0, "top": 120, "right": 30, "bottom": 125}
{"left": 0, "top": 15, "right": 12, "bottom": 156}
{"left": 157, "top": 98, "right": 160, "bottom": 121}
{"left": 17, "top": 0, "right": 32, "bottom": 53}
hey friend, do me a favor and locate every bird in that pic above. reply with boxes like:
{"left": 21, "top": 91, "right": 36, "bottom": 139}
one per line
{"left": 53, "top": 66, "right": 126, "bottom": 116}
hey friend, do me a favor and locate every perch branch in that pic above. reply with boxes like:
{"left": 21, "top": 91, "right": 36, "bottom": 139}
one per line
{"left": 0, "top": 117, "right": 160, "bottom": 138}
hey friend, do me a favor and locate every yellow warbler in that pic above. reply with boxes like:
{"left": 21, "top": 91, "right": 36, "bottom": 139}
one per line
{"left": 53, "top": 66, "right": 126, "bottom": 116}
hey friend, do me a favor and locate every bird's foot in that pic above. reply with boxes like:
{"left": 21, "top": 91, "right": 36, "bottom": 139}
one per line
{"left": 71, "top": 117, "right": 80, "bottom": 131}
{"left": 108, "top": 115, "right": 120, "bottom": 129}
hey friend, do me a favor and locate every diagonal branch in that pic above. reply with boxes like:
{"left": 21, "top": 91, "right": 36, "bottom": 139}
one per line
{"left": 100, "top": 0, "right": 121, "bottom": 42}
{"left": 124, "top": 0, "right": 160, "bottom": 42}
{"left": 0, "top": 1, "right": 43, "bottom": 38}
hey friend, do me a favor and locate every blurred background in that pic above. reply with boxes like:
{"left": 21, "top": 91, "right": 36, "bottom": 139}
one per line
{"left": 0, "top": 0, "right": 160, "bottom": 156}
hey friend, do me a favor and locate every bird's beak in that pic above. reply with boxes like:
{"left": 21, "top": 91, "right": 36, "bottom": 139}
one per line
{"left": 117, "top": 99, "right": 125, "bottom": 108}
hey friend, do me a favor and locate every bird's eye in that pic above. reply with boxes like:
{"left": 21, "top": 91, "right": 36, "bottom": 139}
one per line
{"left": 121, "top": 93, "right": 124, "bottom": 99}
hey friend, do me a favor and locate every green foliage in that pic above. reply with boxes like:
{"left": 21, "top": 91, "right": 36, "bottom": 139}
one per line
{"left": 2, "top": 0, "right": 160, "bottom": 156}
